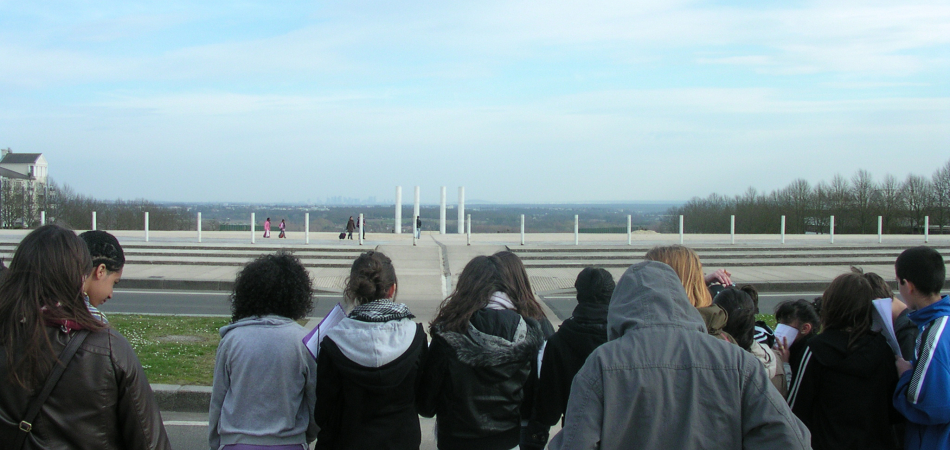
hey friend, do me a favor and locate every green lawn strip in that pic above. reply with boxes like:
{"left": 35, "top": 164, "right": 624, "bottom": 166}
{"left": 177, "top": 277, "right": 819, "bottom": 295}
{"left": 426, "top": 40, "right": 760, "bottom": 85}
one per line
{"left": 109, "top": 314, "right": 230, "bottom": 386}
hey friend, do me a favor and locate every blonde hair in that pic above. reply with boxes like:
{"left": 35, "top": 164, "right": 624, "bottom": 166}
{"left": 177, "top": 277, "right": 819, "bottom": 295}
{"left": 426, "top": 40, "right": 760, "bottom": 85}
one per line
{"left": 644, "top": 245, "right": 712, "bottom": 307}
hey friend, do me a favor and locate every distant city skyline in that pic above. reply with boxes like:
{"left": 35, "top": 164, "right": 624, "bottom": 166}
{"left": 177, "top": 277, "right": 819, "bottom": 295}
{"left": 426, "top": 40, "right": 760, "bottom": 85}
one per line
{"left": 1, "top": 1, "right": 947, "bottom": 204}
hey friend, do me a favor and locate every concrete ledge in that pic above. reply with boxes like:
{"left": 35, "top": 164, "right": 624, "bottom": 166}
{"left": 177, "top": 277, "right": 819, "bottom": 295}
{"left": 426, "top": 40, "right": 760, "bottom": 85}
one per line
{"left": 121, "top": 278, "right": 234, "bottom": 291}
{"left": 152, "top": 384, "right": 212, "bottom": 413}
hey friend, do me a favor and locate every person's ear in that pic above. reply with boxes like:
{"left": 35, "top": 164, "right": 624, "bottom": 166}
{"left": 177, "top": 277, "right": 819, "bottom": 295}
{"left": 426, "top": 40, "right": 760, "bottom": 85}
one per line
{"left": 94, "top": 264, "right": 108, "bottom": 280}
{"left": 386, "top": 284, "right": 397, "bottom": 299}
{"left": 801, "top": 323, "right": 813, "bottom": 335}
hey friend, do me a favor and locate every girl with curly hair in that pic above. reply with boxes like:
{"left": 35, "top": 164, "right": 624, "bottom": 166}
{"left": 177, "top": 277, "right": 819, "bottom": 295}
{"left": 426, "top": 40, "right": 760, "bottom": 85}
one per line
{"left": 315, "top": 251, "right": 427, "bottom": 450}
{"left": 209, "top": 252, "right": 317, "bottom": 450}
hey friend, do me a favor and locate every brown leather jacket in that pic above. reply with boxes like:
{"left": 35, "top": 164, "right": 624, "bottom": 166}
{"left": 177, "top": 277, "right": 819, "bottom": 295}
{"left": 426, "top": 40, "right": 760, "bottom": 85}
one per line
{"left": 0, "top": 326, "right": 171, "bottom": 450}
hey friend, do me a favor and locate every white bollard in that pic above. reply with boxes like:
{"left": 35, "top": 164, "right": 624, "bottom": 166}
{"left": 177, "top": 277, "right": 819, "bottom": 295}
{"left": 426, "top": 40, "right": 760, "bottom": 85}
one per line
{"left": 395, "top": 186, "right": 402, "bottom": 234}
{"left": 781, "top": 215, "right": 786, "bottom": 245}
{"left": 359, "top": 213, "right": 364, "bottom": 245}
{"left": 830, "top": 215, "right": 835, "bottom": 244}
{"left": 466, "top": 214, "right": 471, "bottom": 246}
{"left": 40, "top": 211, "right": 46, "bottom": 226}
{"left": 627, "top": 215, "right": 632, "bottom": 245}
{"left": 197, "top": 212, "right": 202, "bottom": 243}
{"left": 878, "top": 216, "right": 883, "bottom": 244}
{"left": 251, "top": 213, "right": 256, "bottom": 244}
{"left": 574, "top": 215, "right": 579, "bottom": 246}
{"left": 305, "top": 213, "right": 310, "bottom": 244}
{"left": 679, "top": 215, "right": 684, "bottom": 245}
{"left": 458, "top": 187, "right": 465, "bottom": 234}
{"left": 92, "top": 211, "right": 97, "bottom": 231}
{"left": 440, "top": 186, "right": 446, "bottom": 235}
{"left": 521, "top": 214, "right": 525, "bottom": 246}
{"left": 145, "top": 212, "right": 150, "bottom": 242}
{"left": 925, "top": 216, "right": 930, "bottom": 243}
{"left": 730, "top": 215, "right": 735, "bottom": 245}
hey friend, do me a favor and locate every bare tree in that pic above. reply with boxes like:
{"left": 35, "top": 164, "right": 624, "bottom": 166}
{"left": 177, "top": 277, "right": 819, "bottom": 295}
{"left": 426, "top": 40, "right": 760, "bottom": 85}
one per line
{"left": 902, "top": 174, "right": 933, "bottom": 233}
{"left": 851, "top": 170, "right": 875, "bottom": 234}
{"left": 933, "top": 160, "right": 950, "bottom": 233}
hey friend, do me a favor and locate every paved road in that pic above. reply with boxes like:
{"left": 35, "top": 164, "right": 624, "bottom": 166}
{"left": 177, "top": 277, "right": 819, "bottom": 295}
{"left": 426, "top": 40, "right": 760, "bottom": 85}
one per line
{"left": 100, "top": 290, "right": 344, "bottom": 316}
{"left": 539, "top": 292, "right": 826, "bottom": 321}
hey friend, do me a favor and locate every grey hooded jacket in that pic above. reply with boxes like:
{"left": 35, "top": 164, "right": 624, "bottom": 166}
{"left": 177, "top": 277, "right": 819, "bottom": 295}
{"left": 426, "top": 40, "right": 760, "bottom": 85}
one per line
{"left": 209, "top": 315, "right": 318, "bottom": 450}
{"left": 549, "top": 261, "right": 811, "bottom": 450}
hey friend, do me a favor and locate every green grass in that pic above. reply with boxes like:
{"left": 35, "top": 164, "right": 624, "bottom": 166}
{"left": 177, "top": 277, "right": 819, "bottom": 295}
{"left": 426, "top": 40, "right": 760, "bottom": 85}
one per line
{"left": 109, "top": 315, "right": 230, "bottom": 386}
{"left": 757, "top": 314, "right": 777, "bottom": 329}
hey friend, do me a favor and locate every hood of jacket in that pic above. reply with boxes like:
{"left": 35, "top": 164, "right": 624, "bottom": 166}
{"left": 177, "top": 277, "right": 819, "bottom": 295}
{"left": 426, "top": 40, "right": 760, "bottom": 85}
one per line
{"left": 219, "top": 315, "right": 296, "bottom": 337}
{"left": 325, "top": 317, "right": 419, "bottom": 368}
{"left": 437, "top": 309, "right": 544, "bottom": 368}
{"left": 807, "top": 329, "right": 891, "bottom": 378}
{"left": 909, "top": 295, "right": 950, "bottom": 326}
{"left": 607, "top": 261, "right": 707, "bottom": 341}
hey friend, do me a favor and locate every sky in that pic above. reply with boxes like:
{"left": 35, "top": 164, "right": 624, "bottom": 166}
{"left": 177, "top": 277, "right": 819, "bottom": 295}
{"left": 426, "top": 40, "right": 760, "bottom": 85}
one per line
{"left": 1, "top": 0, "right": 948, "bottom": 204}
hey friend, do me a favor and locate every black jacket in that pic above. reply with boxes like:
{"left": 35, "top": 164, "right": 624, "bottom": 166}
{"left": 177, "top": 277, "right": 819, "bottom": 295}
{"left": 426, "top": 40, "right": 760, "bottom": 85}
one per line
{"left": 0, "top": 326, "right": 170, "bottom": 450}
{"left": 533, "top": 302, "right": 608, "bottom": 427}
{"left": 417, "top": 309, "right": 544, "bottom": 450}
{"left": 316, "top": 320, "right": 427, "bottom": 450}
{"left": 787, "top": 330, "right": 900, "bottom": 450}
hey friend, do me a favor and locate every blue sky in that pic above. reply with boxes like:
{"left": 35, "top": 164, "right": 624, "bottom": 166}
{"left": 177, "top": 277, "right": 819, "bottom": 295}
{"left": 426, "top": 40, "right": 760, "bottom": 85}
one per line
{"left": 1, "top": 0, "right": 948, "bottom": 203}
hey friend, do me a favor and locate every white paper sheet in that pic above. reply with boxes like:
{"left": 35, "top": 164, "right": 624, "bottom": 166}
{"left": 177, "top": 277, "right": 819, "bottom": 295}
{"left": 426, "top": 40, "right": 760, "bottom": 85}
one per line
{"left": 773, "top": 324, "right": 799, "bottom": 349}
{"left": 302, "top": 303, "right": 346, "bottom": 359}
{"left": 871, "top": 298, "right": 902, "bottom": 356}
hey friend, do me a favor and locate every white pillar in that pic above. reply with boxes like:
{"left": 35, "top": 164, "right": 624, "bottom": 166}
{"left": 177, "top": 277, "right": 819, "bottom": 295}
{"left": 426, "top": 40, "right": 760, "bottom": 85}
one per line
{"left": 92, "top": 211, "right": 97, "bottom": 231}
{"left": 925, "top": 216, "right": 930, "bottom": 243}
{"left": 197, "top": 212, "right": 202, "bottom": 243}
{"left": 679, "top": 215, "right": 684, "bottom": 245}
{"left": 830, "top": 215, "right": 835, "bottom": 244}
{"left": 359, "top": 213, "right": 364, "bottom": 245}
{"left": 251, "top": 213, "right": 256, "bottom": 244}
{"left": 574, "top": 215, "right": 579, "bottom": 246}
{"left": 413, "top": 185, "right": 420, "bottom": 215}
{"left": 520, "top": 214, "right": 525, "bottom": 246}
{"left": 145, "top": 212, "right": 149, "bottom": 242}
{"left": 458, "top": 187, "right": 465, "bottom": 234}
{"left": 40, "top": 211, "right": 46, "bottom": 226}
{"left": 440, "top": 186, "right": 446, "bottom": 234}
{"left": 395, "top": 186, "right": 402, "bottom": 234}
{"left": 730, "top": 215, "right": 736, "bottom": 245}
{"left": 781, "top": 215, "right": 786, "bottom": 245}
{"left": 878, "top": 216, "right": 883, "bottom": 244}
{"left": 627, "top": 215, "right": 632, "bottom": 245}
{"left": 305, "top": 213, "right": 310, "bottom": 245}
{"left": 466, "top": 214, "right": 471, "bottom": 246}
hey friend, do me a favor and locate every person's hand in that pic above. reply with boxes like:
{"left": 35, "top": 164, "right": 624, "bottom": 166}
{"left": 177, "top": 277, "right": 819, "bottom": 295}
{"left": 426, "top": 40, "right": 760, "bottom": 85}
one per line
{"left": 896, "top": 357, "right": 913, "bottom": 377}
{"left": 704, "top": 269, "right": 733, "bottom": 286}
{"left": 774, "top": 337, "right": 791, "bottom": 363}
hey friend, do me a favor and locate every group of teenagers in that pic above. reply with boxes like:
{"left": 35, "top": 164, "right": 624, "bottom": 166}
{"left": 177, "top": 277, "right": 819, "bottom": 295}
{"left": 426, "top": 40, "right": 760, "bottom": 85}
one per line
{"left": 0, "top": 224, "right": 948, "bottom": 450}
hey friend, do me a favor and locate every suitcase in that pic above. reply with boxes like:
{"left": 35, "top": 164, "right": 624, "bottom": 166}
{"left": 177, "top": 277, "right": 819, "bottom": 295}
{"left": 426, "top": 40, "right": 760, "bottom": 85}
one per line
{"left": 339, "top": 232, "right": 346, "bottom": 240}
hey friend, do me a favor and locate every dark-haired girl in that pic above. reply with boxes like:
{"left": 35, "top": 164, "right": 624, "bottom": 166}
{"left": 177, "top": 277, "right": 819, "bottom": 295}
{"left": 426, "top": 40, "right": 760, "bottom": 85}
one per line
{"left": 79, "top": 230, "right": 125, "bottom": 323}
{"left": 418, "top": 255, "right": 544, "bottom": 450}
{"left": 209, "top": 252, "right": 317, "bottom": 450}
{"left": 315, "top": 251, "right": 427, "bottom": 450}
{"left": 0, "top": 225, "right": 170, "bottom": 449}
{"left": 787, "top": 272, "right": 899, "bottom": 450}
{"left": 714, "top": 287, "right": 786, "bottom": 397}
{"left": 774, "top": 298, "right": 821, "bottom": 382}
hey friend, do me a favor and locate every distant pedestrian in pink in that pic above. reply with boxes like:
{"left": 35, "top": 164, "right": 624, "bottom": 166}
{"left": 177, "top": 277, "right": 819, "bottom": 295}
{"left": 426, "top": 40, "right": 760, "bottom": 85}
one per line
{"left": 264, "top": 217, "right": 271, "bottom": 238}
{"left": 279, "top": 219, "right": 286, "bottom": 239}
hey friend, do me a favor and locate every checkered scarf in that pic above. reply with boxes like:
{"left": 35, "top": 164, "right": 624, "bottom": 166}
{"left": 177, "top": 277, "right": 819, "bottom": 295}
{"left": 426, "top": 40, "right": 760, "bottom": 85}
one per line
{"left": 349, "top": 300, "right": 415, "bottom": 323}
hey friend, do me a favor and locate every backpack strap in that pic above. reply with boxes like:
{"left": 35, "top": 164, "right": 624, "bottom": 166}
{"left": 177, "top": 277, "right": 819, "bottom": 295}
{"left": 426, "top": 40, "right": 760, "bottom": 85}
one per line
{"left": 14, "top": 330, "right": 90, "bottom": 450}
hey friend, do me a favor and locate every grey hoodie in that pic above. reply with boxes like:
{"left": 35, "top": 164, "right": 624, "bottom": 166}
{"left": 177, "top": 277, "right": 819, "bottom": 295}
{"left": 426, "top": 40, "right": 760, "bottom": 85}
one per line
{"left": 209, "top": 315, "right": 318, "bottom": 450}
{"left": 549, "top": 261, "right": 811, "bottom": 450}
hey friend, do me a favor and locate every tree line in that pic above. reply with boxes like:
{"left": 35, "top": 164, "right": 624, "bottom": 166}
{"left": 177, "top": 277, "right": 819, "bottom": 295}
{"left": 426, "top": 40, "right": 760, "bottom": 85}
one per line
{"left": 665, "top": 159, "right": 950, "bottom": 235}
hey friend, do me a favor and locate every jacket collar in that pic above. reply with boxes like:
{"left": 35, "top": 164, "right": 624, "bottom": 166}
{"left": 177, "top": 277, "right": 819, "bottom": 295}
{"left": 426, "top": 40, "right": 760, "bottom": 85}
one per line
{"left": 909, "top": 295, "right": 950, "bottom": 326}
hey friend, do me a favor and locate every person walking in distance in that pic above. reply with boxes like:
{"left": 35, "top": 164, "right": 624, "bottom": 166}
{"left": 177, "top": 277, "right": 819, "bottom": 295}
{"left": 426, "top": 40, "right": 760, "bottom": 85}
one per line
{"left": 346, "top": 217, "right": 355, "bottom": 240}
{"left": 415, "top": 216, "right": 422, "bottom": 239}
{"left": 278, "top": 219, "right": 286, "bottom": 239}
{"left": 263, "top": 217, "right": 271, "bottom": 238}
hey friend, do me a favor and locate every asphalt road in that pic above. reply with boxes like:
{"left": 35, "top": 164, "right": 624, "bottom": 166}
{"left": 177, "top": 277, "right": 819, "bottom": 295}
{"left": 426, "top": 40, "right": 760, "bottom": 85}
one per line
{"left": 538, "top": 292, "right": 826, "bottom": 321}
{"left": 100, "top": 290, "right": 344, "bottom": 316}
